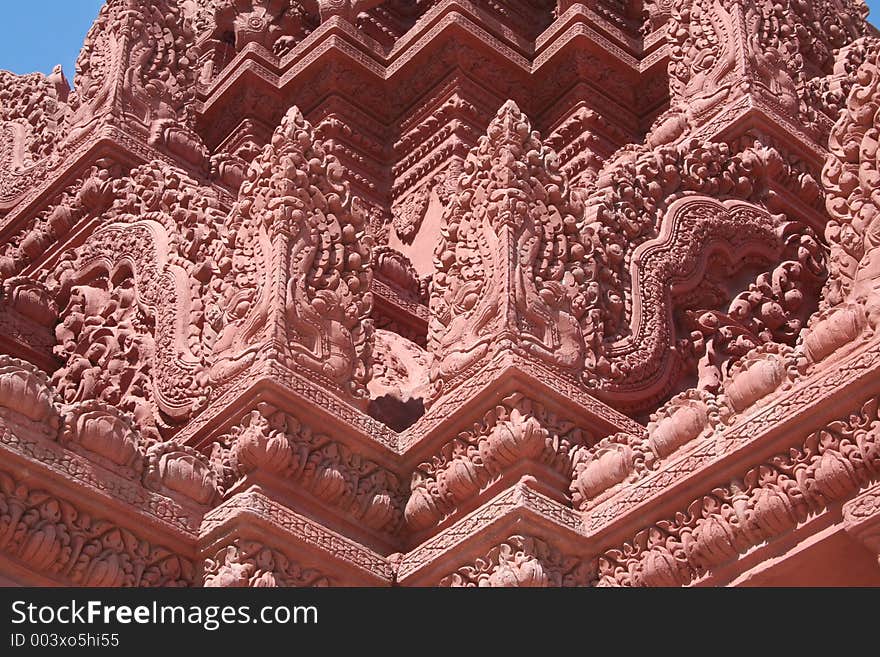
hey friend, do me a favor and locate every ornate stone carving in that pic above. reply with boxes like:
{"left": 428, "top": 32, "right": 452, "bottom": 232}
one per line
{"left": 429, "top": 101, "right": 594, "bottom": 400}
{"left": 0, "top": 159, "right": 125, "bottom": 280}
{"left": 204, "top": 538, "right": 331, "bottom": 587}
{"left": 598, "top": 395, "right": 880, "bottom": 587}
{"left": 816, "top": 39, "right": 880, "bottom": 363}
{"left": 0, "top": 355, "right": 58, "bottom": 427}
{"left": 0, "top": 469, "right": 194, "bottom": 586}
{"left": 667, "top": 0, "right": 866, "bottom": 134}
{"left": 316, "top": 0, "right": 388, "bottom": 22}
{"left": 439, "top": 535, "right": 596, "bottom": 587}
{"left": 843, "top": 481, "right": 880, "bottom": 562}
{"left": 0, "top": 0, "right": 878, "bottom": 588}
{"left": 367, "top": 328, "right": 430, "bottom": 431}
{"left": 66, "top": 0, "right": 206, "bottom": 164}
{"left": 0, "top": 278, "right": 59, "bottom": 369}
{"left": 569, "top": 389, "right": 724, "bottom": 511}
{"left": 144, "top": 442, "right": 220, "bottom": 505}
{"left": 587, "top": 195, "right": 822, "bottom": 410}
{"left": 214, "top": 403, "right": 404, "bottom": 532}
{"left": 60, "top": 401, "right": 144, "bottom": 477}
{"left": 405, "top": 393, "right": 590, "bottom": 532}
{"left": 210, "top": 106, "right": 374, "bottom": 402}
{"left": 0, "top": 69, "right": 68, "bottom": 171}
{"left": 189, "top": 0, "right": 318, "bottom": 82}
{"left": 52, "top": 176, "right": 221, "bottom": 437}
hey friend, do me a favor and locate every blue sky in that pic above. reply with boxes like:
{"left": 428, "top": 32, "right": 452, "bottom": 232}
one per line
{"left": 0, "top": 1, "right": 878, "bottom": 80}
{"left": 0, "top": 1, "right": 104, "bottom": 80}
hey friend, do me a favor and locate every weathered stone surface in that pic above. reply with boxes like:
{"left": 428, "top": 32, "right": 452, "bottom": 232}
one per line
{"left": 0, "top": 0, "right": 879, "bottom": 586}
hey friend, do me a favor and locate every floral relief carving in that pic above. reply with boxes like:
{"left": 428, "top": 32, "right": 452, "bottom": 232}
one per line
{"left": 60, "top": 401, "right": 144, "bottom": 478}
{"left": 0, "top": 469, "right": 194, "bottom": 586}
{"left": 204, "top": 538, "right": 331, "bottom": 587}
{"left": 424, "top": 91, "right": 827, "bottom": 413}
{"left": 0, "top": 0, "right": 879, "bottom": 587}
{"left": 0, "top": 356, "right": 59, "bottom": 429}
{"left": 598, "top": 395, "right": 880, "bottom": 587}
{"left": 405, "top": 393, "right": 591, "bottom": 532}
{"left": 569, "top": 388, "right": 727, "bottom": 511}
{"left": 439, "top": 535, "right": 596, "bottom": 587}
{"left": 213, "top": 403, "right": 404, "bottom": 532}
{"left": 144, "top": 441, "right": 221, "bottom": 506}
{"left": 843, "top": 482, "right": 880, "bottom": 560}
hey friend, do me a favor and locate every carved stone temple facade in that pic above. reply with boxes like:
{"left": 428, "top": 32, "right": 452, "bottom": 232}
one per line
{"left": 1, "top": 0, "right": 880, "bottom": 588}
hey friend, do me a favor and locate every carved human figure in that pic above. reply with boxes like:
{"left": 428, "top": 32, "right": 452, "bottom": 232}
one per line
{"left": 287, "top": 286, "right": 358, "bottom": 382}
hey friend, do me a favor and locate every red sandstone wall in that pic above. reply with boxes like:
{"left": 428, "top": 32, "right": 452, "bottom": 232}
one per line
{"left": 0, "top": 0, "right": 877, "bottom": 586}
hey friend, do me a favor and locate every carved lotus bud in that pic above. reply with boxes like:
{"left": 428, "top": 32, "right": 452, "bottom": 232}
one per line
{"left": 162, "top": 125, "right": 208, "bottom": 167}
{"left": 84, "top": 554, "right": 126, "bottom": 587}
{"left": 686, "top": 516, "right": 739, "bottom": 570}
{"left": 374, "top": 247, "right": 421, "bottom": 297}
{"left": 810, "top": 450, "right": 860, "bottom": 501}
{"left": 437, "top": 458, "right": 480, "bottom": 503}
{"left": 573, "top": 446, "right": 633, "bottom": 503}
{"left": 636, "top": 549, "right": 686, "bottom": 587}
{"left": 232, "top": 415, "right": 292, "bottom": 475}
{"left": 649, "top": 403, "right": 708, "bottom": 459}
{"left": 804, "top": 305, "right": 865, "bottom": 364}
{"left": 486, "top": 559, "right": 547, "bottom": 587}
{"left": 725, "top": 356, "right": 785, "bottom": 413}
{"left": 20, "top": 524, "right": 62, "bottom": 571}
{"left": 0, "top": 360, "right": 55, "bottom": 422}
{"left": 481, "top": 409, "right": 547, "bottom": 469}
{"left": 148, "top": 447, "right": 218, "bottom": 505}
{"left": 64, "top": 407, "right": 139, "bottom": 468}
{"left": 748, "top": 486, "right": 797, "bottom": 539}
{"left": 404, "top": 485, "right": 442, "bottom": 531}
{"left": 4, "top": 278, "right": 57, "bottom": 325}
{"left": 20, "top": 231, "right": 48, "bottom": 260}
{"left": 47, "top": 204, "right": 73, "bottom": 236}
{"left": 312, "top": 464, "right": 347, "bottom": 503}
{"left": 361, "top": 491, "right": 395, "bottom": 530}
{"left": 77, "top": 175, "right": 110, "bottom": 211}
